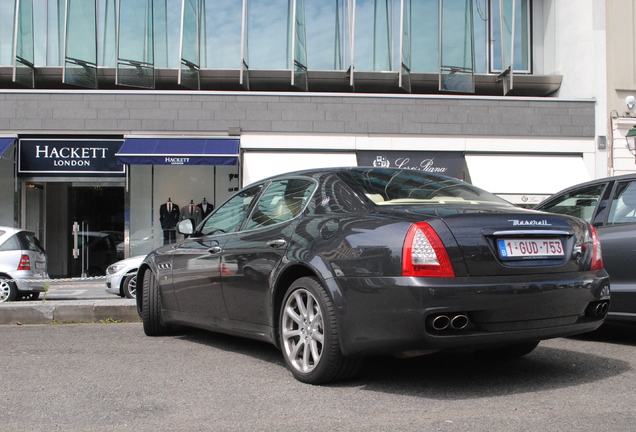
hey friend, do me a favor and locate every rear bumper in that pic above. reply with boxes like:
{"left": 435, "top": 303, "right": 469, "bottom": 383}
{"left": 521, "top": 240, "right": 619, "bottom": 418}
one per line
{"left": 331, "top": 270, "right": 610, "bottom": 357}
{"left": 11, "top": 270, "right": 49, "bottom": 293}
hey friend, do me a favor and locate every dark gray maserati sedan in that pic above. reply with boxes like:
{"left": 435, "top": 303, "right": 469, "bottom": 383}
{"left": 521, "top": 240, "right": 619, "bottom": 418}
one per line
{"left": 137, "top": 167, "right": 610, "bottom": 384}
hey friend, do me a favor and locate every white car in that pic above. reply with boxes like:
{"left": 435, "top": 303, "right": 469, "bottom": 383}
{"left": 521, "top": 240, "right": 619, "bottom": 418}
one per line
{"left": 0, "top": 227, "right": 49, "bottom": 302}
{"left": 105, "top": 255, "right": 145, "bottom": 299}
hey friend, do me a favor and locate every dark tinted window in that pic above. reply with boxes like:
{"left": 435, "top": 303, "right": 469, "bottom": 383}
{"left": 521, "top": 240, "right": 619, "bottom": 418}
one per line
{"left": 201, "top": 185, "right": 263, "bottom": 235}
{"left": 18, "top": 232, "right": 45, "bottom": 253}
{"left": 607, "top": 181, "right": 636, "bottom": 225}
{"left": 536, "top": 184, "right": 605, "bottom": 223}
{"left": 245, "top": 179, "right": 315, "bottom": 230}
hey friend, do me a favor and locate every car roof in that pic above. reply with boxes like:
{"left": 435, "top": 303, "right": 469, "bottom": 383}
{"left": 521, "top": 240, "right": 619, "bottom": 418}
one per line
{"left": 547, "top": 173, "right": 636, "bottom": 196}
{"left": 0, "top": 226, "right": 33, "bottom": 244}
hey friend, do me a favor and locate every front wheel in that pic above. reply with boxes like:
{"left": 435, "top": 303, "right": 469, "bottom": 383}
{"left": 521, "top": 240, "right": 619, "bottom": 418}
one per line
{"left": 0, "top": 277, "right": 17, "bottom": 302}
{"left": 140, "top": 268, "right": 170, "bottom": 336}
{"left": 121, "top": 273, "right": 137, "bottom": 299}
{"left": 279, "top": 277, "right": 361, "bottom": 384}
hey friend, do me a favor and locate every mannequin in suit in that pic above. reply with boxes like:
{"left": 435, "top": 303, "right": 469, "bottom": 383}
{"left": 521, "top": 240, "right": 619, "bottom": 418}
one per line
{"left": 181, "top": 199, "right": 203, "bottom": 231}
{"left": 197, "top": 197, "right": 214, "bottom": 218}
{"left": 159, "top": 198, "right": 180, "bottom": 244}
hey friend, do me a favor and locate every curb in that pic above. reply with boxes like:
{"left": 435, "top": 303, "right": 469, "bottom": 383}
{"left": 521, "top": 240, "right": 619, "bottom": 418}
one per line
{"left": 0, "top": 300, "right": 139, "bottom": 325}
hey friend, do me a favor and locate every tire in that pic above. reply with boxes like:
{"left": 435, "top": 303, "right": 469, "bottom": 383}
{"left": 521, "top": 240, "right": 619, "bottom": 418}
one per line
{"left": 0, "top": 277, "right": 17, "bottom": 302}
{"left": 279, "top": 276, "right": 361, "bottom": 384}
{"left": 140, "top": 268, "right": 170, "bottom": 336}
{"left": 478, "top": 341, "right": 540, "bottom": 359}
{"left": 122, "top": 273, "right": 137, "bottom": 299}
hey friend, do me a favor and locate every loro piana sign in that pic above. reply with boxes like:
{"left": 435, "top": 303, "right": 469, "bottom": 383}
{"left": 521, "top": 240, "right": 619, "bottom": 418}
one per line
{"left": 18, "top": 139, "right": 125, "bottom": 176}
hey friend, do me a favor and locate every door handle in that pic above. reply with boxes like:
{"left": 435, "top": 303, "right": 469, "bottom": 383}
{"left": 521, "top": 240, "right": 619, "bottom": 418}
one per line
{"left": 267, "top": 238, "right": 287, "bottom": 248}
{"left": 208, "top": 246, "right": 223, "bottom": 254}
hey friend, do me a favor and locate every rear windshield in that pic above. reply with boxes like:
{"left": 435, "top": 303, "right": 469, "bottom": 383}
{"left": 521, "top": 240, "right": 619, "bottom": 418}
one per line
{"left": 338, "top": 168, "right": 512, "bottom": 207}
{"left": 18, "top": 232, "right": 45, "bottom": 253}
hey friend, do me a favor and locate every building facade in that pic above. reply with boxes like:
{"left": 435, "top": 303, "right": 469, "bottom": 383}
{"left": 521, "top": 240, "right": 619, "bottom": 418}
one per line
{"left": 0, "top": 0, "right": 610, "bottom": 277}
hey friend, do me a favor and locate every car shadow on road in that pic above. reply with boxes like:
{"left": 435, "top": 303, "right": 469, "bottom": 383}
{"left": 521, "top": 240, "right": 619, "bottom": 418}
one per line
{"left": 171, "top": 326, "right": 629, "bottom": 397}
{"left": 569, "top": 322, "right": 636, "bottom": 346}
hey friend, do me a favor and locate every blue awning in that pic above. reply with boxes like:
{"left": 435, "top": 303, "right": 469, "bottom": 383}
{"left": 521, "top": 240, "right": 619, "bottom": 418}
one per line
{"left": 116, "top": 138, "right": 239, "bottom": 165}
{"left": 0, "top": 138, "right": 16, "bottom": 157}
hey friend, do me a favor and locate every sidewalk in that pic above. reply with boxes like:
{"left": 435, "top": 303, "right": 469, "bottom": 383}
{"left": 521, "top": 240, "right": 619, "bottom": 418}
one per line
{"left": 0, "top": 281, "right": 139, "bottom": 325}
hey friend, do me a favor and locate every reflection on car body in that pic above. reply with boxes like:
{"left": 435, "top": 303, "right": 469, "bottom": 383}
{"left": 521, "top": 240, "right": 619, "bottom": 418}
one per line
{"left": 137, "top": 168, "right": 610, "bottom": 384}
{"left": 535, "top": 173, "right": 636, "bottom": 322}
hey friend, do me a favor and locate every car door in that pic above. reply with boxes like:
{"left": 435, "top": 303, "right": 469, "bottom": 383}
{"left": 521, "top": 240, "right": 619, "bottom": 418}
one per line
{"left": 171, "top": 184, "right": 263, "bottom": 317}
{"left": 221, "top": 178, "right": 316, "bottom": 326}
{"left": 597, "top": 179, "right": 636, "bottom": 314}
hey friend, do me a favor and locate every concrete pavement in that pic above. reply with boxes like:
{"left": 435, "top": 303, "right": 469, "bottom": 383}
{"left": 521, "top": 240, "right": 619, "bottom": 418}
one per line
{"left": 0, "top": 281, "right": 139, "bottom": 325}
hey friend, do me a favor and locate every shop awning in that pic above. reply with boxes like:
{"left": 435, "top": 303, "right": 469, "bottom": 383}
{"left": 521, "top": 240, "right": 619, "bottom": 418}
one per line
{"left": 116, "top": 138, "right": 239, "bottom": 165}
{"left": 465, "top": 154, "right": 591, "bottom": 205}
{"left": 0, "top": 138, "right": 16, "bottom": 157}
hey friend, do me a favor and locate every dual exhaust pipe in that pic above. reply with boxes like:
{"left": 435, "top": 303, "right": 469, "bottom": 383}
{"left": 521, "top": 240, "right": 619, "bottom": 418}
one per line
{"left": 429, "top": 313, "right": 470, "bottom": 331}
{"left": 587, "top": 300, "right": 609, "bottom": 317}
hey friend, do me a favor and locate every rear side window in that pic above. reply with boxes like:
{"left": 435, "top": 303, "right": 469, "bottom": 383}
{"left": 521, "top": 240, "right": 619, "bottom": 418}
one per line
{"left": 0, "top": 234, "right": 21, "bottom": 251}
{"left": 607, "top": 181, "right": 636, "bottom": 225}
{"left": 245, "top": 179, "right": 315, "bottom": 230}
{"left": 536, "top": 184, "right": 605, "bottom": 223}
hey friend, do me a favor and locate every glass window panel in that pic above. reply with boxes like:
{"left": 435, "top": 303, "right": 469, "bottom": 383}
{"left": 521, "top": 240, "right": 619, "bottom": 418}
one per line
{"left": 247, "top": 0, "right": 289, "bottom": 69}
{"left": 64, "top": 0, "right": 98, "bottom": 88}
{"left": 490, "top": 0, "right": 529, "bottom": 72}
{"left": 354, "top": 0, "right": 400, "bottom": 72}
{"left": 180, "top": 0, "right": 200, "bottom": 88}
{"left": 117, "top": 0, "right": 155, "bottom": 88}
{"left": 399, "top": 0, "right": 411, "bottom": 92}
{"left": 202, "top": 0, "right": 241, "bottom": 68}
{"left": 201, "top": 185, "right": 263, "bottom": 235}
{"left": 245, "top": 179, "right": 314, "bottom": 230}
{"left": 608, "top": 182, "right": 636, "bottom": 226}
{"left": 305, "top": 0, "right": 349, "bottom": 70}
{"left": 0, "top": 2, "right": 16, "bottom": 66}
{"left": 293, "top": 0, "right": 307, "bottom": 89}
{"left": 15, "top": 0, "right": 36, "bottom": 88}
{"left": 536, "top": 184, "right": 605, "bottom": 223}
{"left": 439, "top": 0, "right": 474, "bottom": 93}
{"left": 99, "top": 0, "right": 117, "bottom": 67}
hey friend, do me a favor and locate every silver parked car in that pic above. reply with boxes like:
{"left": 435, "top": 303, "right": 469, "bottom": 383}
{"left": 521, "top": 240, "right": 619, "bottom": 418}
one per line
{"left": 0, "top": 227, "right": 49, "bottom": 302}
{"left": 105, "top": 255, "right": 144, "bottom": 299}
{"left": 534, "top": 173, "right": 636, "bottom": 322}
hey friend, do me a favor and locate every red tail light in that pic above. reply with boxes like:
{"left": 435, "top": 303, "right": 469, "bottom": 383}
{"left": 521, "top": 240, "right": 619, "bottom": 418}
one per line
{"left": 402, "top": 222, "right": 455, "bottom": 277}
{"left": 589, "top": 226, "right": 603, "bottom": 270}
{"left": 18, "top": 254, "right": 31, "bottom": 271}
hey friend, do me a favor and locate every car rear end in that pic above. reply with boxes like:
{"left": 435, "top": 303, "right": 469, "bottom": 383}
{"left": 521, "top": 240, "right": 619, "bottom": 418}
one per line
{"left": 0, "top": 229, "right": 49, "bottom": 297}
{"left": 327, "top": 209, "right": 610, "bottom": 357}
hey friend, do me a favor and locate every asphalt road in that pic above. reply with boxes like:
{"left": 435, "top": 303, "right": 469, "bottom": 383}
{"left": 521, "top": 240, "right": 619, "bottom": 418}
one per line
{"left": 2, "top": 322, "right": 635, "bottom": 432}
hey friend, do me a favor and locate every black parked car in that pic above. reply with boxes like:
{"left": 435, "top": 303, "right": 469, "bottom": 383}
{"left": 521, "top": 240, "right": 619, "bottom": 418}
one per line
{"left": 137, "top": 167, "right": 610, "bottom": 384}
{"left": 534, "top": 173, "right": 636, "bottom": 323}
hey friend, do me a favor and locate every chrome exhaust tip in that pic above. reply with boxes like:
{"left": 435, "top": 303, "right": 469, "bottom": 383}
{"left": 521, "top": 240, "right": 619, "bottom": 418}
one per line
{"left": 431, "top": 315, "right": 450, "bottom": 331}
{"left": 450, "top": 314, "right": 469, "bottom": 330}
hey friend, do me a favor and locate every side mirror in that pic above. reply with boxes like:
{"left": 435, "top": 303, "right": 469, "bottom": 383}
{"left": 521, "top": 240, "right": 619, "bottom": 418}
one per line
{"left": 177, "top": 219, "right": 194, "bottom": 235}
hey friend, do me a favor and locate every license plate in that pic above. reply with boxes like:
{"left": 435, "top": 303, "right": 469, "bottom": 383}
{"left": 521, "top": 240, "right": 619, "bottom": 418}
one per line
{"left": 35, "top": 262, "right": 45, "bottom": 269}
{"left": 497, "top": 238, "right": 564, "bottom": 259}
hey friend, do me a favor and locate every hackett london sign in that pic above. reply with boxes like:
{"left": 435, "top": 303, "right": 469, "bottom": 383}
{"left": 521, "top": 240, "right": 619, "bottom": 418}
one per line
{"left": 18, "top": 139, "right": 125, "bottom": 176}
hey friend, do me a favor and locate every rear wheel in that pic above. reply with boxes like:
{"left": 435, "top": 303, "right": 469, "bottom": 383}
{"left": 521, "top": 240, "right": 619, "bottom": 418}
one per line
{"left": 141, "top": 268, "right": 170, "bottom": 336}
{"left": 279, "top": 276, "right": 361, "bottom": 384}
{"left": 122, "top": 273, "right": 137, "bottom": 299}
{"left": 0, "top": 277, "right": 17, "bottom": 302}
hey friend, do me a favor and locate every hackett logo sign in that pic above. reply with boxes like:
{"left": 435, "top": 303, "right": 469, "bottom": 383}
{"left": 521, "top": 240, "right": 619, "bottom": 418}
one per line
{"left": 18, "top": 139, "right": 125, "bottom": 176}
{"left": 35, "top": 145, "right": 109, "bottom": 166}
{"left": 165, "top": 157, "right": 190, "bottom": 165}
